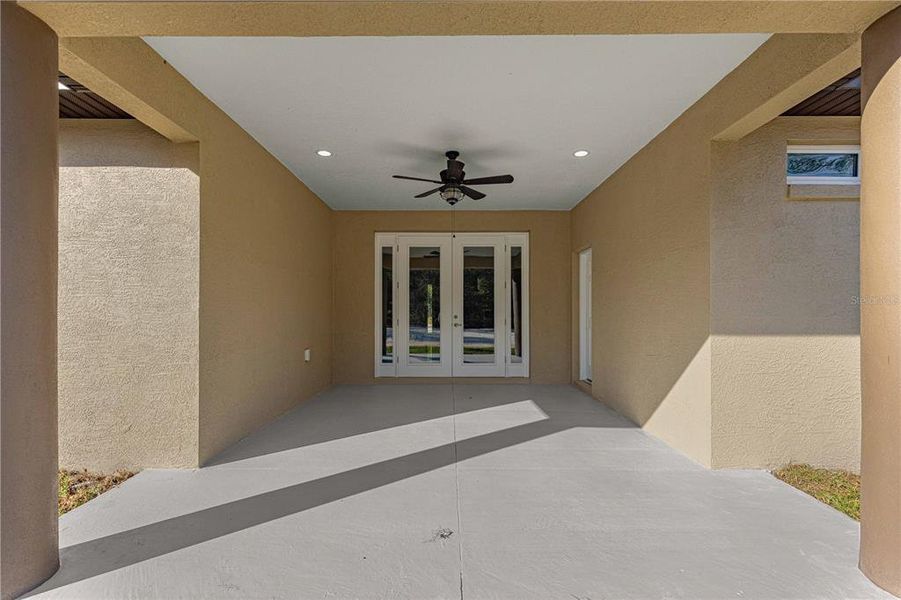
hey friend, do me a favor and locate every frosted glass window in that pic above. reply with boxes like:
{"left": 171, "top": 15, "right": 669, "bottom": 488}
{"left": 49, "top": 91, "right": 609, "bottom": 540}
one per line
{"left": 787, "top": 145, "right": 860, "bottom": 185}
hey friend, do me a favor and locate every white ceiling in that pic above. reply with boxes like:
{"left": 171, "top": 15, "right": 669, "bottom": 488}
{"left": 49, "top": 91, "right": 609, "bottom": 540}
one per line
{"left": 145, "top": 35, "right": 769, "bottom": 210}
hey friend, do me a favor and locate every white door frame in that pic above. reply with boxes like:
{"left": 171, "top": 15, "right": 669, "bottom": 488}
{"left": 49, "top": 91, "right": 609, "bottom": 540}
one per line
{"left": 374, "top": 232, "right": 529, "bottom": 378}
{"left": 579, "top": 247, "right": 592, "bottom": 382}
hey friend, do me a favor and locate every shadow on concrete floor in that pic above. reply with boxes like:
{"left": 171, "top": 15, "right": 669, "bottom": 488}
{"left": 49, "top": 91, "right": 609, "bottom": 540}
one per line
{"left": 27, "top": 385, "right": 630, "bottom": 595}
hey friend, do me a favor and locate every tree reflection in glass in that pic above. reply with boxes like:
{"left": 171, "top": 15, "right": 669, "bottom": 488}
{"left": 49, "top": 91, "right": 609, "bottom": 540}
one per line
{"left": 463, "top": 246, "right": 495, "bottom": 364}
{"left": 409, "top": 247, "right": 441, "bottom": 363}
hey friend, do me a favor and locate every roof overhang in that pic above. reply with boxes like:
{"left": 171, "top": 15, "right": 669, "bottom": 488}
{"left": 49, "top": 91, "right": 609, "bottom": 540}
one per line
{"left": 20, "top": 1, "right": 901, "bottom": 37}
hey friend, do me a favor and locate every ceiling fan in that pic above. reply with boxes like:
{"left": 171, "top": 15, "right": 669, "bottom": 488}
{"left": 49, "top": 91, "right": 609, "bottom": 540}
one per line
{"left": 393, "top": 150, "right": 514, "bottom": 205}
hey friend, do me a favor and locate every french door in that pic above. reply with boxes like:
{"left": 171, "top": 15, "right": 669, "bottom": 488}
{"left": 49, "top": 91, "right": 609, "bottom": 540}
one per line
{"left": 375, "top": 232, "right": 529, "bottom": 378}
{"left": 452, "top": 235, "right": 505, "bottom": 376}
{"left": 396, "top": 235, "right": 453, "bottom": 377}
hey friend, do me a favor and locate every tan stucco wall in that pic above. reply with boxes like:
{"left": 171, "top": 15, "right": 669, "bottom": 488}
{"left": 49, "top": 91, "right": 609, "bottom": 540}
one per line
{"left": 198, "top": 126, "right": 335, "bottom": 463}
{"left": 570, "top": 121, "right": 714, "bottom": 466}
{"left": 710, "top": 117, "right": 861, "bottom": 470}
{"left": 569, "top": 35, "right": 862, "bottom": 467}
{"left": 333, "top": 211, "right": 570, "bottom": 384}
{"left": 58, "top": 120, "right": 200, "bottom": 471}
{"left": 58, "top": 38, "right": 336, "bottom": 465}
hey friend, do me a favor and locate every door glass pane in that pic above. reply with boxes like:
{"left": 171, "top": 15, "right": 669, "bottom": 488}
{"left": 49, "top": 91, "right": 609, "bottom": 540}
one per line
{"left": 509, "top": 246, "right": 523, "bottom": 363}
{"left": 409, "top": 247, "right": 441, "bottom": 363}
{"left": 463, "top": 246, "right": 495, "bottom": 363}
{"left": 380, "top": 246, "right": 393, "bottom": 364}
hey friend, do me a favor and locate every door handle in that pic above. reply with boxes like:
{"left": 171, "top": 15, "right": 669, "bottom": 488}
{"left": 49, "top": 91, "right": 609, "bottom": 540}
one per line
{"left": 453, "top": 323, "right": 462, "bottom": 327}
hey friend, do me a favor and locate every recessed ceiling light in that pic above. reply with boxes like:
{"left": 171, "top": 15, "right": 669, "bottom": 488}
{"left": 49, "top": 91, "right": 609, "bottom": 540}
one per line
{"left": 58, "top": 81, "right": 70, "bottom": 91}
{"left": 573, "top": 150, "right": 590, "bottom": 158}
{"left": 316, "top": 150, "right": 332, "bottom": 157}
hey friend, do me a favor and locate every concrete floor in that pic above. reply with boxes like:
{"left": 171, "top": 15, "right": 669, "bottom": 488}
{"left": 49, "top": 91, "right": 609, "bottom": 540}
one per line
{"left": 27, "top": 385, "right": 891, "bottom": 599}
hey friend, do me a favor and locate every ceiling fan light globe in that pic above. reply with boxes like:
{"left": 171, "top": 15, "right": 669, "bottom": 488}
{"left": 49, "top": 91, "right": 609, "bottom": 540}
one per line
{"left": 440, "top": 186, "right": 465, "bottom": 204}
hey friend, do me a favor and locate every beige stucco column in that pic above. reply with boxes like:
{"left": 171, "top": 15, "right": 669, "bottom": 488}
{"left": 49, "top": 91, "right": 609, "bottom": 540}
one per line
{"left": 0, "top": 3, "right": 59, "bottom": 599}
{"left": 860, "top": 6, "right": 901, "bottom": 597}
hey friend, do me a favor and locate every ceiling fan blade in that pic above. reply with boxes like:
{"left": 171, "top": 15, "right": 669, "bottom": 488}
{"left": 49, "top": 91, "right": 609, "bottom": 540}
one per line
{"left": 461, "top": 174, "right": 514, "bottom": 185}
{"left": 414, "top": 186, "right": 444, "bottom": 198}
{"left": 459, "top": 186, "right": 486, "bottom": 200}
{"left": 393, "top": 175, "right": 443, "bottom": 184}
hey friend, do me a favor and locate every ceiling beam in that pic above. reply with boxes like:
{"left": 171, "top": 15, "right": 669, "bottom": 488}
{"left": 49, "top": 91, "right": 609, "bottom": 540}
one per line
{"left": 713, "top": 34, "right": 861, "bottom": 139}
{"left": 20, "top": 1, "right": 901, "bottom": 37}
{"left": 60, "top": 38, "right": 197, "bottom": 142}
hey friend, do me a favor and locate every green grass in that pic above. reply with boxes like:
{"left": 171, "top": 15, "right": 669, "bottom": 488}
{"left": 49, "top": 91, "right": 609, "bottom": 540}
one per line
{"left": 58, "top": 469, "right": 135, "bottom": 515}
{"left": 407, "top": 345, "right": 439, "bottom": 355}
{"left": 773, "top": 463, "right": 860, "bottom": 520}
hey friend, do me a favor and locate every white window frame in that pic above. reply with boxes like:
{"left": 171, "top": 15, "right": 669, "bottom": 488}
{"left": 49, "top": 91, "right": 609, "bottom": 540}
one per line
{"left": 787, "top": 144, "right": 861, "bottom": 186}
{"left": 505, "top": 233, "right": 530, "bottom": 378}
{"left": 373, "top": 232, "right": 529, "bottom": 378}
